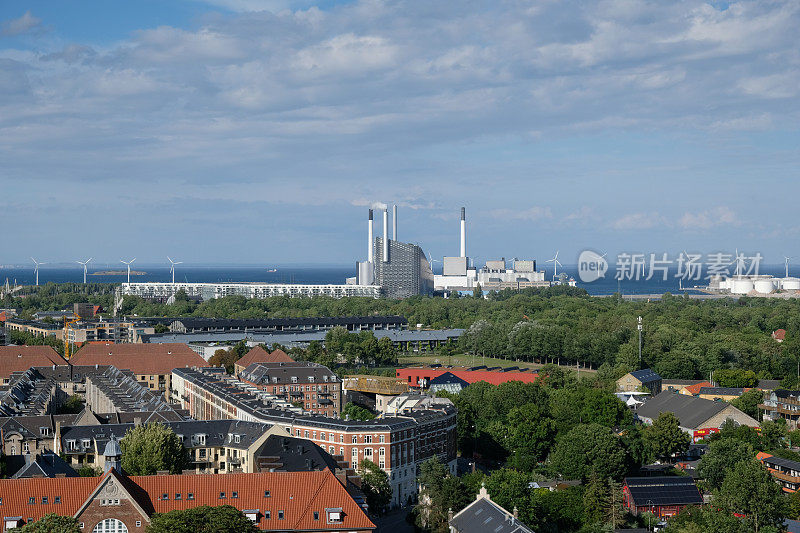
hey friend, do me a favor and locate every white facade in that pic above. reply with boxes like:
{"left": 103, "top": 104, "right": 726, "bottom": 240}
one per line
{"left": 117, "top": 282, "right": 381, "bottom": 301}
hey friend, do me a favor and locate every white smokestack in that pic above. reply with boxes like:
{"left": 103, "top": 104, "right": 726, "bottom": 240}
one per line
{"left": 460, "top": 207, "right": 466, "bottom": 258}
{"left": 383, "top": 208, "right": 389, "bottom": 262}
{"left": 393, "top": 205, "right": 398, "bottom": 241}
{"left": 368, "top": 209, "right": 374, "bottom": 262}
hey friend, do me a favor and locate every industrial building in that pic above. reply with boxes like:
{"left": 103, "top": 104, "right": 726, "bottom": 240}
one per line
{"left": 432, "top": 207, "right": 549, "bottom": 292}
{"left": 352, "top": 206, "right": 434, "bottom": 298}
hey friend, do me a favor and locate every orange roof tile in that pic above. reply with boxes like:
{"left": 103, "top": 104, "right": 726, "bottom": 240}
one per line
{"left": 683, "top": 381, "right": 712, "bottom": 395}
{"left": 236, "top": 346, "right": 294, "bottom": 369}
{"left": 69, "top": 343, "right": 209, "bottom": 375}
{"left": 0, "top": 470, "right": 375, "bottom": 531}
{"left": 0, "top": 345, "right": 68, "bottom": 379}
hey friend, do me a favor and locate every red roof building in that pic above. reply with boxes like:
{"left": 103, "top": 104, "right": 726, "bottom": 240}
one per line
{"left": 234, "top": 346, "right": 294, "bottom": 376}
{"left": 0, "top": 469, "right": 375, "bottom": 532}
{"left": 773, "top": 329, "right": 787, "bottom": 343}
{"left": 397, "top": 366, "right": 539, "bottom": 387}
{"left": 0, "top": 345, "right": 67, "bottom": 384}
{"left": 69, "top": 343, "right": 209, "bottom": 397}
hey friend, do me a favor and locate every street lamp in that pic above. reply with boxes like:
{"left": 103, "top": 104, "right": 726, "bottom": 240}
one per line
{"left": 647, "top": 499, "right": 654, "bottom": 531}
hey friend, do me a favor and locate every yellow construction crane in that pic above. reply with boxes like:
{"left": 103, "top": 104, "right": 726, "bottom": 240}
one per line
{"left": 63, "top": 316, "right": 81, "bottom": 360}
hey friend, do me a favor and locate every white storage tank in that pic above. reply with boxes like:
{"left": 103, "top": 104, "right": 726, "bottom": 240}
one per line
{"left": 754, "top": 279, "right": 775, "bottom": 294}
{"left": 782, "top": 277, "right": 800, "bottom": 291}
{"left": 731, "top": 278, "right": 754, "bottom": 294}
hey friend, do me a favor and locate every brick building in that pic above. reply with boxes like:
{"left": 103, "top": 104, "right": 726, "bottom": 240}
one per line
{"left": 239, "top": 361, "right": 342, "bottom": 416}
{"left": 397, "top": 366, "right": 538, "bottom": 388}
{"left": 623, "top": 476, "right": 703, "bottom": 518}
{"left": 0, "top": 468, "right": 375, "bottom": 532}
{"left": 233, "top": 346, "right": 294, "bottom": 376}
{"left": 69, "top": 343, "right": 209, "bottom": 398}
{"left": 0, "top": 345, "right": 67, "bottom": 384}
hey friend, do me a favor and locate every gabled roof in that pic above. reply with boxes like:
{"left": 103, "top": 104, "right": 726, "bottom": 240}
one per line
{"left": 0, "top": 346, "right": 67, "bottom": 379}
{"left": 429, "top": 372, "right": 470, "bottom": 387}
{"left": 624, "top": 476, "right": 703, "bottom": 507}
{"left": 629, "top": 369, "right": 662, "bottom": 384}
{"left": 697, "top": 387, "right": 746, "bottom": 396}
{"left": 450, "top": 493, "right": 533, "bottom": 533}
{"left": 0, "top": 470, "right": 375, "bottom": 531}
{"left": 236, "top": 346, "right": 294, "bottom": 369}
{"left": 69, "top": 343, "right": 209, "bottom": 375}
{"left": 637, "top": 391, "right": 758, "bottom": 430}
{"left": 683, "top": 381, "right": 713, "bottom": 395}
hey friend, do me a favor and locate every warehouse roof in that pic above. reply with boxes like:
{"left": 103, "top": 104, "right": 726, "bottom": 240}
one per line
{"left": 172, "top": 316, "right": 406, "bottom": 329}
{"left": 630, "top": 369, "right": 662, "bottom": 384}
{"left": 624, "top": 477, "right": 703, "bottom": 507}
{"left": 70, "top": 343, "right": 209, "bottom": 375}
{"left": 637, "top": 391, "right": 731, "bottom": 430}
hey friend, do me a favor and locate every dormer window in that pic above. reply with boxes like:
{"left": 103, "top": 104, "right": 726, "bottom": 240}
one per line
{"left": 291, "top": 376, "right": 297, "bottom": 383}
{"left": 40, "top": 427, "right": 51, "bottom": 436}
{"left": 234, "top": 435, "right": 240, "bottom": 444}
{"left": 326, "top": 508, "right": 343, "bottom": 523}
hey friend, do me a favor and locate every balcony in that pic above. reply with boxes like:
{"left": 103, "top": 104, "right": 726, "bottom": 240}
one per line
{"left": 767, "top": 468, "right": 800, "bottom": 484}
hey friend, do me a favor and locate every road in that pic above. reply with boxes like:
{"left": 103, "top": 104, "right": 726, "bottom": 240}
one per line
{"left": 374, "top": 507, "right": 415, "bottom": 533}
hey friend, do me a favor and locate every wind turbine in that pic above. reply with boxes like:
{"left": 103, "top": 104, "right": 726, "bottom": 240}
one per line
{"left": 785, "top": 256, "right": 792, "bottom": 278}
{"left": 546, "top": 251, "right": 562, "bottom": 282}
{"left": 76, "top": 258, "right": 92, "bottom": 284}
{"left": 120, "top": 258, "right": 136, "bottom": 284}
{"left": 31, "top": 257, "right": 45, "bottom": 286}
{"left": 167, "top": 257, "right": 182, "bottom": 284}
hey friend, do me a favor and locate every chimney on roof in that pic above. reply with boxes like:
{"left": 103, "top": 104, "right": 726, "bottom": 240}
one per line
{"left": 367, "top": 209, "right": 374, "bottom": 262}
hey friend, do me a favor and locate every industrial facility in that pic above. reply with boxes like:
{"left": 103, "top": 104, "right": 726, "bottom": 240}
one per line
{"left": 709, "top": 275, "right": 800, "bottom": 296}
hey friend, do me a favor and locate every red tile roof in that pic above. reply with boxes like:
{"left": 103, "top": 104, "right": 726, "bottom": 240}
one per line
{"left": 397, "top": 367, "right": 539, "bottom": 386}
{"left": 69, "top": 343, "right": 209, "bottom": 375}
{"left": 236, "top": 346, "right": 294, "bottom": 369}
{"left": 0, "top": 345, "right": 68, "bottom": 379}
{"left": 683, "top": 381, "right": 712, "bottom": 395}
{"left": 0, "top": 470, "right": 375, "bottom": 531}
{"left": 773, "top": 329, "right": 786, "bottom": 341}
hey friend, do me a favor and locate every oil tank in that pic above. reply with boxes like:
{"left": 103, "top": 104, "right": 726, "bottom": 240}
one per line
{"left": 731, "top": 278, "right": 754, "bottom": 294}
{"left": 754, "top": 279, "right": 775, "bottom": 294}
{"left": 782, "top": 278, "right": 800, "bottom": 291}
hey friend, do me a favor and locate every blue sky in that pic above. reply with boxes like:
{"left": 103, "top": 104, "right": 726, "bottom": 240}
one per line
{"left": 1, "top": 0, "right": 799, "bottom": 267}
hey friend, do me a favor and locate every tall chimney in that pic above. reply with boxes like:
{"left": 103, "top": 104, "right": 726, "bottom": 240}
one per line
{"left": 368, "top": 209, "right": 374, "bottom": 262}
{"left": 393, "top": 205, "right": 398, "bottom": 241}
{"left": 383, "top": 208, "right": 389, "bottom": 262}
{"left": 460, "top": 207, "right": 466, "bottom": 258}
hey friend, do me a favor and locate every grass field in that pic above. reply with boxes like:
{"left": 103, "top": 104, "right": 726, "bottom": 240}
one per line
{"left": 398, "top": 354, "right": 596, "bottom": 373}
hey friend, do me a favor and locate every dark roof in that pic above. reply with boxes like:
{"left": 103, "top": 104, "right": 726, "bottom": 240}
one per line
{"left": 758, "top": 379, "right": 781, "bottom": 390}
{"left": 8, "top": 452, "right": 78, "bottom": 479}
{"left": 762, "top": 455, "right": 800, "bottom": 471}
{"left": 240, "top": 361, "right": 340, "bottom": 386}
{"left": 173, "top": 316, "right": 407, "bottom": 329}
{"left": 630, "top": 369, "right": 662, "bottom": 383}
{"left": 636, "top": 391, "right": 732, "bottom": 430}
{"left": 254, "top": 434, "right": 340, "bottom": 472}
{"left": 450, "top": 497, "right": 534, "bottom": 533}
{"left": 429, "top": 372, "right": 470, "bottom": 387}
{"left": 697, "top": 387, "right": 745, "bottom": 396}
{"left": 773, "top": 389, "right": 800, "bottom": 399}
{"left": 624, "top": 476, "right": 703, "bottom": 507}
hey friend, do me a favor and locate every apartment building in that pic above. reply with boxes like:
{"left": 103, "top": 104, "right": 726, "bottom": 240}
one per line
{"left": 760, "top": 389, "right": 800, "bottom": 429}
{"left": 239, "top": 361, "right": 343, "bottom": 416}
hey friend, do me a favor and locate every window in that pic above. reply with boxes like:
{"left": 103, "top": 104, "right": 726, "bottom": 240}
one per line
{"left": 42, "top": 497, "right": 48, "bottom": 505}
{"left": 40, "top": 427, "right": 51, "bottom": 436}
{"left": 187, "top": 493, "right": 194, "bottom": 500}
{"left": 175, "top": 494, "right": 181, "bottom": 500}
{"left": 232, "top": 491, "right": 238, "bottom": 499}
{"left": 304, "top": 430, "right": 309, "bottom": 438}
{"left": 364, "top": 435, "right": 372, "bottom": 444}
{"left": 235, "top": 435, "right": 240, "bottom": 444}
{"left": 135, "top": 522, "right": 141, "bottom": 528}
{"left": 379, "top": 447, "right": 385, "bottom": 456}
{"left": 379, "top": 435, "right": 385, "bottom": 443}
{"left": 22, "top": 442, "right": 29, "bottom": 453}
{"left": 264, "top": 511, "right": 271, "bottom": 519}
{"left": 326, "top": 508, "right": 343, "bottom": 524}
{"left": 278, "top": 510, "right": 284, "bottom": 520}
{"left": 364, "top": 448, "right": 373, "bottom": 457}
{"left": 219, "top": 492, "right": 226, "bottom": 499}
{"left": 313, "top": 511, "right": 319, "bottom": 520}
{"left": 92, "top": 518, "right": 128, "bottom": 533}
{"left": 54, "top": 497, "right": 61, "bottom": 504}
{"left": 162, "top": 493, "right": 169, "bottom": 500}
{"left": 28, "top": 497, "right": 35, "bottom": 504}
{"left": 352, "top": 436, "right": 358, "bottom": 444}
{"left": 198, "top": 449, "right": 207, "bottom": 459}
{"left": 264, "top": 490, "right": 271, "bottom": 498}
{"left": 352, "top": 448, "right": 358, "bottom": 457}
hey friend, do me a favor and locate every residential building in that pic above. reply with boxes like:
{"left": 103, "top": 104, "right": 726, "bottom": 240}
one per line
{"left": 678, "top": 381, "right": 713, "bottom": 396}
{"left": 662, "top": 379, "right": 710, "bottom": 394}
{"left": 448, "top": 484, "right": 534, "bottom": 533}
{"left": 170, "top": 316, "right": 407, "bottom": 334}
{"left": 239, "top": 361, "right": 342, "bottom": 416}
{"left": 0, "top": 345, "right": 67, "bottom": 384}
{"left": 0, "top": 468, "right": 376, "bottom": 532}
{"left": 234, "top": 346, "right": 294, "bottom": 376}
{"left": 172, "top": 368, "right": 457, "bottom": 507}
{"left": 397, "top": 366, "right": 538, "bottom": 388}
{"left": 65, "top": 318, "right": 155, "bottom": 344}
{"left": 5, "top": 451, "right": 78, "bottom": 478}
{"left": 761, "top": 389, "right": 800, "bottom": 429}
{"left": 118, "top": 281, "right": 381, "bottom": 302}
{"left": 637, "top": 391, "right": 759, "bottom": 442}
{"left": 3, "top": 318, "right": 65, "bottom": 340}
{"left": 758, "top": 452, "right": 800, "bottom": 493}
{"left": 617, "top": 369, "right": 663, "bottom": 395}
{"left": 623, "top": 477, "right": 703, "bottom": 518}
{"left": 696, "top": 387, "right": 748, "bottom": 401}
{"left": 69, "top": 343, "right": 210, "bottom": 398}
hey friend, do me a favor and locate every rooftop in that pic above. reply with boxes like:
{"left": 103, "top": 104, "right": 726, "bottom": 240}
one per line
{"left": 70, "top": 343, "right": 209, "bottom": 375}
{"left": 624, "top": 476, "right": 703, "bottom": 507}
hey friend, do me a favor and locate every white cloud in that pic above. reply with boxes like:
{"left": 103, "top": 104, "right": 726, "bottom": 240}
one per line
{"left": 1, "top": 11, "right": 42, "bottom": 37}
{"left": 490, "top": 207, "right": 553, "bottom": 222}
{"left": 678, "top": 207, "right": 738, "bottom": 230}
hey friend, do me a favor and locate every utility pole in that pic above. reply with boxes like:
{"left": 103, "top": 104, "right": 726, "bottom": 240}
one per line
{"left": 638, "top": 316, "right": 643, "bottom": 368}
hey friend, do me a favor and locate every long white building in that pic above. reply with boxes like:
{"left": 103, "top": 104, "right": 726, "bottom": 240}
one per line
{"left": 116, "top": 281, "right": 381, "bottom": 302}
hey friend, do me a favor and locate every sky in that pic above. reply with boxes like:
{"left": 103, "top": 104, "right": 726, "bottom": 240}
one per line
{"left": 1, "top": 0, "right": 799, "bottom": 268}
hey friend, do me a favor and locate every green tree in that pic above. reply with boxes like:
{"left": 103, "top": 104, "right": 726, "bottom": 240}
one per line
{"left": 18, "top": 514, "right": 80, "bottom": 533}
{"left": 341, "top": 402, "right": 376, "bottom": 421}
{"left": 415, "top": 458, "right": 475, "bottom": 533}
{"left": 716, "top": 460, "right": 788, "bottom": 533}
{"left": 645, "top": 412, "right": 690, "bottom": 461}
{"left": 760, "top": 420, "right": 788, "bottom": 450}
{"left": 153, "top": 323, "right": 169, "bottom": 334}
{"left": 697, "top": 439, "right": 755, "bottom": 490}
{"left": 208, "top": 348, "right": 238, "bottom": 374}
{"left": 548, "top": 423, "right": 627, "bottom": 481}
{"left": 714, "top": 369, "right": 758, "bottom": 388}
{"left": 121, "top": 422, "right": 188, "bottom": 475}
{"left": 582, "top": 473, "right": 608, "bottom": 525}
{"left": 360, "top": 459, "right": 392, "bottom": 515}
{"left": 731, "top": 388, "right": 764, "bottom": 419}
{"left": 147, "top": 505, "right": 258, "bottom": 533}
{"left": 473, "top": 283, "right": 482, "bottom": 298}
{"left": 57, "top": 394, "right": 85, "bottom": 414}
